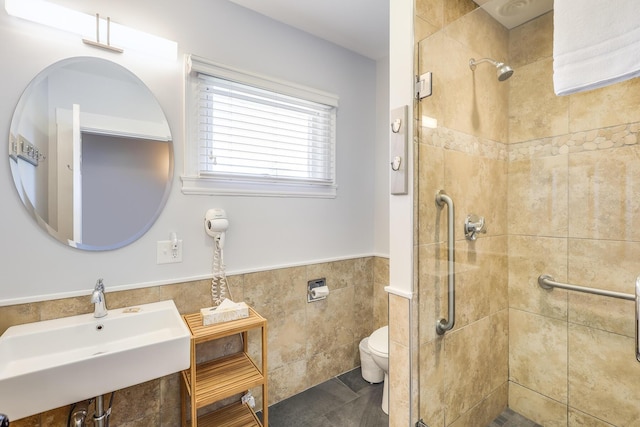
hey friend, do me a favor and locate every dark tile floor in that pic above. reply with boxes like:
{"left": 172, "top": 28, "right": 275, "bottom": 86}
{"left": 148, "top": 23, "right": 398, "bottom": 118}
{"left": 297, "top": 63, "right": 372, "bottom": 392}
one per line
{"left": 261, "top": 368, "right": 538, "bottom": 427}
{"left": 488, "top": 408, "right": 543, "bottom": 427}
{"left": 260, "top": 368, "right": 388, "bottom": 427}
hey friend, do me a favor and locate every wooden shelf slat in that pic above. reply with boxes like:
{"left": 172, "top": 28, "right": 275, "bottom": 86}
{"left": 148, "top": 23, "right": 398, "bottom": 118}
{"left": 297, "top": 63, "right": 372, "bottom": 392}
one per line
{"left": 183, "top": 307, "right": 266, "bottom": 343}
{"left": 194, "top": 402, "right": 261, "bottom": 427}
{"left": 194, "top": 353, "right": 264, "bottom": 407}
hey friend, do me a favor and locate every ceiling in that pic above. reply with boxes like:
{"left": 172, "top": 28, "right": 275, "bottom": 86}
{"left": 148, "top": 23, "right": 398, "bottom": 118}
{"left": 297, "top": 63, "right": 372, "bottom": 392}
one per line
{"left": 227, "top": 0, "right": 553, "bottom": 61}
{"left": 228, "top": 0, "right": 390, "bottom": 61}
{"left": 474, "top": 0, "right": 553, "bottom": 29}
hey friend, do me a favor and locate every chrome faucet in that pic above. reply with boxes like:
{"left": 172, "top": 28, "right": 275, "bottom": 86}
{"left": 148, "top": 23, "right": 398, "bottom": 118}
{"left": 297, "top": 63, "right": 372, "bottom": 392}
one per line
{"left": 91, "top": 279, "right": 108, "bottom": 318}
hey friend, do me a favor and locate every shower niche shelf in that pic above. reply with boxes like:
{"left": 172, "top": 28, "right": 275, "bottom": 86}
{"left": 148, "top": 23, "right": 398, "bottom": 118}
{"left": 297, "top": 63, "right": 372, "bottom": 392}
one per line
{"left": 181, "top": 307, "right": 268, "bottom": 427}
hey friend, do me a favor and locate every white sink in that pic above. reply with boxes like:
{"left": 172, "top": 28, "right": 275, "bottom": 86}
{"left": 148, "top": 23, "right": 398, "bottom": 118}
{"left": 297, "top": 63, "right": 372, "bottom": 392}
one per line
{"left": 0, "top": 300, "right": 190, "bottom": 421}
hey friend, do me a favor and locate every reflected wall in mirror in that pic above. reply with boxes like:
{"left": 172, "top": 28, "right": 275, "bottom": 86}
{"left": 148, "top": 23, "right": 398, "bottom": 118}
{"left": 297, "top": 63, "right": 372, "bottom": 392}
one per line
{"left": 8, "top": 57, "right": 173, "bottom": 251}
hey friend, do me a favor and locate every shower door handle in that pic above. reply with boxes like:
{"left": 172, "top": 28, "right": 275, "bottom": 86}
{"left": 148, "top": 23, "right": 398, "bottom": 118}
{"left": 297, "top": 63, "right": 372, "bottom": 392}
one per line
{"left": 435, "top": 190, "right": 455, "bottom": 335}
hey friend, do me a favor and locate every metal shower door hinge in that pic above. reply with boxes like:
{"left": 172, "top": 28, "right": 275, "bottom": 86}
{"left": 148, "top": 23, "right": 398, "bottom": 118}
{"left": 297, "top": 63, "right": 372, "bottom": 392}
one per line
{"left": 416, "top": 419, "right": 429, "bottom": 427}
{"left": 416, "top": 72, "right": 432, "bottom": 99}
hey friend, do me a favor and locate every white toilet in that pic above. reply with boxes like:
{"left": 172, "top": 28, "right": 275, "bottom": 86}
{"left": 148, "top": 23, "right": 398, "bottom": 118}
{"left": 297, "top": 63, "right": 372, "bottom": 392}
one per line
{"left": 368, "top": 325, "right": 389, "bottom": 414}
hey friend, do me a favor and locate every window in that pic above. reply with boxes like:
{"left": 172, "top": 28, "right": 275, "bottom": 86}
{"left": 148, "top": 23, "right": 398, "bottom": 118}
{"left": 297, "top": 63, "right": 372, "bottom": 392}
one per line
{"left": 182, "top": 55, "right": 338, "bottom": 197}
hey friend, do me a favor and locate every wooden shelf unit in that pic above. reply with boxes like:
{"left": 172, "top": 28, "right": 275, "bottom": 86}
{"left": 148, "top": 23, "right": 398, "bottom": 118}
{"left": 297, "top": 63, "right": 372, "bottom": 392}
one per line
{"left": 181, "top": 307, "right": 268, "bottom": 427}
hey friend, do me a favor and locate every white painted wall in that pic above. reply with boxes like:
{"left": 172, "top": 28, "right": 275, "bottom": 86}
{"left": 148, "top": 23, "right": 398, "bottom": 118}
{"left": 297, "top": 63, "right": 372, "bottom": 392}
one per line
{"left": 0, "top": 0, "right": 387, "bottom": 304}
{"left": 374, "top": 56, "right": 390, "bottom": 257}
{"left": 387, "top": 0, "right": 414, "bottom": 298}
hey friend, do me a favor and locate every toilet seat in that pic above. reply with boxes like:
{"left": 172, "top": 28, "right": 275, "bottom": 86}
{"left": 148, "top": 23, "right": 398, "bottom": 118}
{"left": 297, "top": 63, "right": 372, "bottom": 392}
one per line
{"left": 368, "top": 326, "right": 388, "bottom": 358}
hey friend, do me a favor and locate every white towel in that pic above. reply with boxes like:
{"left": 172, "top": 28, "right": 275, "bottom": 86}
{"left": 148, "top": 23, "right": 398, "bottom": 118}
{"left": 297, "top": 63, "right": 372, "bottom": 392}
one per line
{"left": 553, "top": 0, "right": 640, "bottom": 96}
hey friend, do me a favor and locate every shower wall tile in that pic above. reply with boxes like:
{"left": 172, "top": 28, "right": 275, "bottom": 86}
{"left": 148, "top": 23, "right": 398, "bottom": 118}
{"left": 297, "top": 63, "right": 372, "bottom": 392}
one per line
{"left": 568, "top": 409, "right": 616, "bottom": 427}
{"left": 389, "top": 291, "right": 409, "bottom": 345}
{"left": 449, "top": 382, "right": 507, "bottom": 427}
{"left": 416, "top": 0, "right": 444, "bottom": 31}
{"left": 420, "top": 124, "right": 508, "bottom": 160}
{"left": 415, "top": 16, "right": 440, "bottom": 44}
{"left": 418, "top": 338, "right": 445, "bottom": 427}
{"left": 487, "top": 236, "right": 508, "bottom": 314}
{"left": 443, "top": 149, "right": 507, "bottom": 238}
{"left": 508, "top": 382, "right": 568, "bottom": 427}
{"left": 569, "top": 324, "right": 640, "bottom": 426}
{"left": 444, "top": 7, "right": 508, "bottom": 66}
{"left": 418, "top": 242, "right": 447, "bottom": 345}
{"left": 570, "top": 77, "right": 640, "bottom": 133}
{"left": 567, "top": 238, "right": 640, "bottom": 337}
{"left": 508, "top": 11, "right": 553, "bottom": 69}
{"left": 568, "top": 145, "right": 640, "bottom": 241}
{"left": 389, "top": 293, "right": 411, "bottom": 427}
{"left": 508, "top": 236, "right": 568, "bottom": 320}
{"left": 418, "top": 22, "right": 508, "bottom": 143}
{"left": 389, "top": 340, "right": 411, "bottom": 427}
{"left": 489, "top": 309, "right": 509, "bottom": 392}
{"left": 443, "top": 0, "right": 479, "bottom": 27}
{"left": 417, "top": 31, "right": 447, "bottom": 128}
{"left": 417, "top": 143, "right": 445, "bottom": 246}
{"left": 509, "top": 308, "right": 568, "bottom": 403}
{"left": 509, "top": 122, "right": 640, "bottom": 161}
{"left": 568, "top": 293, "right": 634, "bottom": 339}
{"left": 507, "top": 154, "right": 568, "bottom": 237}
{"left": 509, "top": 57, "right": 569, "bottom": 143}
{"left": 444, "top": 316, "right": 493, "bottom": 422}
{"left": 452, "top": 238, "right": 495, "bottom": 328}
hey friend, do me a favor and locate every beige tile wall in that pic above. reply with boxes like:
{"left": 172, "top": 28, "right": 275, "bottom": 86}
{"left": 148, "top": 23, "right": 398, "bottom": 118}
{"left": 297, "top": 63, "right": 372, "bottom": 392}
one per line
{"left": 413, "top": 4, "right": 640, "bottom": 426}
{"left": 1, "top": 256, "right": 389, "bottom": 426}
{"left": 507, "top": 11, "right": 640, "bottom": 427}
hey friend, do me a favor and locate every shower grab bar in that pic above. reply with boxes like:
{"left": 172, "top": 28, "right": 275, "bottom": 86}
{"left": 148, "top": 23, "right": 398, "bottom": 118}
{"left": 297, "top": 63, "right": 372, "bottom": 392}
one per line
{"left": 538, "top": 274, "right": 634, "bottom": 301}
{"left": 538, "top": 274, "right": 640, "bottom": 362}
{"left": 436, "top": 190, "right": 455, "bottom": 335}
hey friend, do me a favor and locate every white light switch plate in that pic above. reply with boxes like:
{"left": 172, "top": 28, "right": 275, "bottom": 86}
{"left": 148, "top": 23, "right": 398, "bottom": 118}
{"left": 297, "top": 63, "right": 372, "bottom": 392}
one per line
{"left": 157, "top": 240, "right": 183, "bottom": 264}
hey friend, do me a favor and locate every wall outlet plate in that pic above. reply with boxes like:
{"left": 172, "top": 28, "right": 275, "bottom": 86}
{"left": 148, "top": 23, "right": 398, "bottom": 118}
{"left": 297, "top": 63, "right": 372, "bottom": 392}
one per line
{"left": 156, "top": 239, "right": 183, "bottom": 264}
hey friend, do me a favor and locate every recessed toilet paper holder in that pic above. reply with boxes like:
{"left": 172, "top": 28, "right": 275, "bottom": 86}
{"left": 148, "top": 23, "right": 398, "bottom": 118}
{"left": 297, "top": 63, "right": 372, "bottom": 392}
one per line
{"left": 308, "top": 278, "right": 329, "bottom": 302}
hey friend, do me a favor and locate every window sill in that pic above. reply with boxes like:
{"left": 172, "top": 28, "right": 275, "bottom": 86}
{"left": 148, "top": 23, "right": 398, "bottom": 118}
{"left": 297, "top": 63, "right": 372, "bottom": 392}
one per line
{"left": 180, "top": 175, "right": 337, "bottom": 198}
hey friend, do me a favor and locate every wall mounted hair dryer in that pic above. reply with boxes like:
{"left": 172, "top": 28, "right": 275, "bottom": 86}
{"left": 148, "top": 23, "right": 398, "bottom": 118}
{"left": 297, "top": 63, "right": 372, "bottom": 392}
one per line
{"left": 205, "top": 208, "right": 229, "bottom": 249}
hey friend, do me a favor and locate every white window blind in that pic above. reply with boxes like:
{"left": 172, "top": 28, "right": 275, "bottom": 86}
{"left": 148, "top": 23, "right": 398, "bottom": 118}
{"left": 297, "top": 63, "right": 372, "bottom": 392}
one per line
{"left": 182, "top": 56, "right": 339, "bottom": 197}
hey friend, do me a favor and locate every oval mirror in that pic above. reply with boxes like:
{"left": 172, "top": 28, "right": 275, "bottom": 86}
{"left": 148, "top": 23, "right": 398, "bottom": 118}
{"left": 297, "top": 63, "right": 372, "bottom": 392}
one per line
{"left": 8, "top": 57, "right": 173, "bottom": 250}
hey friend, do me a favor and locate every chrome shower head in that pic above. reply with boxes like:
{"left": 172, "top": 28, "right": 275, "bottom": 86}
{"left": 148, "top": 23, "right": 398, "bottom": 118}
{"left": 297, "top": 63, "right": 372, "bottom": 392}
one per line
{"left": 469, "top": 57, "right": 514, "bottom": 81}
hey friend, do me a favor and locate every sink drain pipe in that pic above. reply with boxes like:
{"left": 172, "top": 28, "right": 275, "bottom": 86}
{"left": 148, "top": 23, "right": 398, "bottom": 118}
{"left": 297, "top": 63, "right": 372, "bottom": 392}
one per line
{"left": 68, "top": 392, "right": 115, "bottom": 427}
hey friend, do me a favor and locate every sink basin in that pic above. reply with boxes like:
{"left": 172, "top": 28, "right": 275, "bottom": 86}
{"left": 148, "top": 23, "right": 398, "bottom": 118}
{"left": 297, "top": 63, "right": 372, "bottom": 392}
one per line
{"left": 0, "top": 300, "right": 190, "bottom": 421}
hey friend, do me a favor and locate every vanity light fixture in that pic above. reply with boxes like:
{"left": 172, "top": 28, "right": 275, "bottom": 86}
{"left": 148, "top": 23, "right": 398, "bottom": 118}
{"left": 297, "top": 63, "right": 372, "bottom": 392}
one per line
{"left": 4, "top": 0, "right": 178, "bottom": 60}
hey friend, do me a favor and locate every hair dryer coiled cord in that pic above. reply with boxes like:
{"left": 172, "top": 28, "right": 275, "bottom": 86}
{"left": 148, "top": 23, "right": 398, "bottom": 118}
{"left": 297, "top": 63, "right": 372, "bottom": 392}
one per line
{"left": 212, "top": 238, "right": 229, "bottom": 306}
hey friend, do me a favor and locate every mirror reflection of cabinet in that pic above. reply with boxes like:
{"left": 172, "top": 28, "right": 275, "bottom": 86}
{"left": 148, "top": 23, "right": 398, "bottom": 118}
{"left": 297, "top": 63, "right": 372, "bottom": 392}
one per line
{"left": 8, "top": 57, "right": 173, "bottom": 251}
